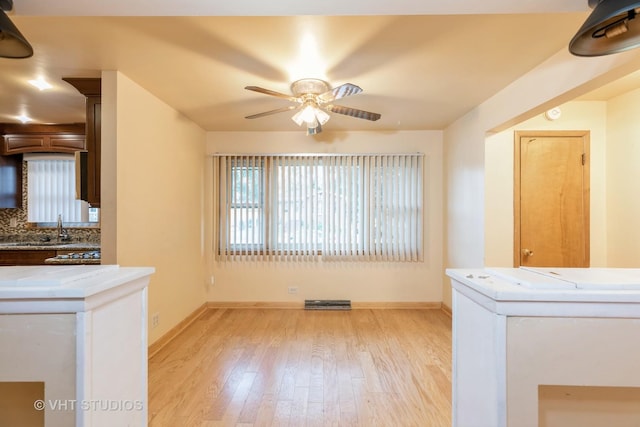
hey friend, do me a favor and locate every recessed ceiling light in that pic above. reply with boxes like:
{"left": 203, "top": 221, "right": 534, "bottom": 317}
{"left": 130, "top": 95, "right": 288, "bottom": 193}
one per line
{"left": 28, "top": 76, "right": 53, "bottom": 91}
{"left": 17, "top": 114, "right": 32, "bottom": 123}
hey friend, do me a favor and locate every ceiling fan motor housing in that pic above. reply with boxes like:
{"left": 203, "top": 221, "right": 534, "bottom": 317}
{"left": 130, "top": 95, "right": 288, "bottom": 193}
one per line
{"left": 290, "top": 78, "right": 330, "bottom": 96}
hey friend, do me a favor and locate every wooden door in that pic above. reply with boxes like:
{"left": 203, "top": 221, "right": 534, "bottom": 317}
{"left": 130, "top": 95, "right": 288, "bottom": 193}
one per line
{"left": 514, "top": 131, "right": 590, "bottom": 267}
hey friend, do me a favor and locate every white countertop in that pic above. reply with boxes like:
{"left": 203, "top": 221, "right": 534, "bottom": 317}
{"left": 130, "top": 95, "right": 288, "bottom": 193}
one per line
{"left": 0, "top": 265, "right": 155, "bottom": 313}
{"left": 446, "top": 267, "right": 640, "bottom": 318}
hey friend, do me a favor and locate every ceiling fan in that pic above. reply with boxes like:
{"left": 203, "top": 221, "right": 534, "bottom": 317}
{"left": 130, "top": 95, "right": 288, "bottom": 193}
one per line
{"left": 244, "top": 78, "right": 381, "bottom": 135}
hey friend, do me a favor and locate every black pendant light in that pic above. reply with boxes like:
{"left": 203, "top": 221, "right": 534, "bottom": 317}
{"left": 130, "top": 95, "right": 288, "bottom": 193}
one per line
{"left": 570, "top": 0, "right": 640, "bottom": 56}
{"left": 0, "top": 0, "right": 33, "bottom": 59}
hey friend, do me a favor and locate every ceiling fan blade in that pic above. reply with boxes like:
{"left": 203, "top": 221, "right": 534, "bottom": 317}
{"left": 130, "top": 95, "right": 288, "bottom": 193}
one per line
{"left": 245, "top": 105, "right": 298, "bottom": 119}
{"left": 318, "top": 83, "right": 363, "bottom": 103}
{"left": 245, "top": 86, "right": 297, "bottom": 101}
{"left": 326, "top": 104, "right": 381, "bottom": 121}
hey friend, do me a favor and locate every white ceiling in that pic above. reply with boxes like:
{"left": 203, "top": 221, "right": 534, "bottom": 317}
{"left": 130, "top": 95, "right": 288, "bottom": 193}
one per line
{"left": 2, "top": 0, "right": 631, "bottom": 133}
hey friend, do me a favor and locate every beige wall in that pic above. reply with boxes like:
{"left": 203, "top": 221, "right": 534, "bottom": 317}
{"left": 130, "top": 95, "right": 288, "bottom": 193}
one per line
{"left": 484, "top": 101, "right": 608, "bottom": 267}
{"left": 205, "top": 130, "right": 443, "bottom": 304}
{"left": 606, "top": 87, "right": 640, "bottom": 267}
{"left": 102, "top": 71, "right": 207, "bottom": 343}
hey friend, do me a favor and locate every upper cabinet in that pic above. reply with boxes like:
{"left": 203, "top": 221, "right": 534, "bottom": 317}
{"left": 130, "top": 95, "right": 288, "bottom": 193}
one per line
{"left": 1, "top": 123, "right": 85, "bottom": 155}
{"left": 0, "top": 123, "right": 86, "bottom": 209}
{"left": 62, "top": 77, "right": 101, "bottom": 207}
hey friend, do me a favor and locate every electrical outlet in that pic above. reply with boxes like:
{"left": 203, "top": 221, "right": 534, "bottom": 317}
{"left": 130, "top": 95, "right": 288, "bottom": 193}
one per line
{"left": 288, "top": 286, "right": 298, "bottom": 294}
{"left": 209, "top": 275, "right": 215, "bottom": 285}
{"left": 151, "top": 313, "right": 159, "bottom": 329}
{"left": 9, "top": 217, "right": 17, "bottom": 228}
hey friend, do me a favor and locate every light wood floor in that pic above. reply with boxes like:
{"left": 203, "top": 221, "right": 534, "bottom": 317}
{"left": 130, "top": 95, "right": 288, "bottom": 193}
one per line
{"left": 148, "top": 308, "right": 452, "bottom": 426}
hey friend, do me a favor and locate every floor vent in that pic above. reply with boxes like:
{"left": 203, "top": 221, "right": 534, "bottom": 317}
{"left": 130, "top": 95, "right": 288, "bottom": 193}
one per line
{"left": 304, "top": 299, "right": 352, "bottom": 310}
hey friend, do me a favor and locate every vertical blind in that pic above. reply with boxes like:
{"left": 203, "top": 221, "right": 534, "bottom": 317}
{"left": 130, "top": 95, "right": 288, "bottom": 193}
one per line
{"left": 214, "top": 154, "right": 423, "bottom": 262}
{"left": 27, "top": 155, "right": 86, "bottom": 223}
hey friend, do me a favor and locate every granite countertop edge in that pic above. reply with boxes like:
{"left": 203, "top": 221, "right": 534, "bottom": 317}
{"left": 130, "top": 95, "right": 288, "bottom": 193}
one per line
{"left": 0, "top": 242, "right": 100, "bottom": 251}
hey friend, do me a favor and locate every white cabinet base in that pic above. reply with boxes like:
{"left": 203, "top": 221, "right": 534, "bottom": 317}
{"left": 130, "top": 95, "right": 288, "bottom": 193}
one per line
{"left": 448, "top": 268, "right": 640, "bottom": 427}
{"left": 0, "top": 265, "right": 154, "bottom": 427}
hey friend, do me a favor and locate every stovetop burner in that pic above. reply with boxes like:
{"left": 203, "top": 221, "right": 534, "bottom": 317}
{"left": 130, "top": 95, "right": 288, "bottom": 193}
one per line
{"left": 57, "top": 251, "right": 101, "bottom": 260}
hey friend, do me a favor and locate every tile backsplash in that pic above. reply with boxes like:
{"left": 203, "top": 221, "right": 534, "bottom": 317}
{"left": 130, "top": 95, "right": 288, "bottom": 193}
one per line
{"left": 0, "top": 161, "right": 100, "bottom": 243}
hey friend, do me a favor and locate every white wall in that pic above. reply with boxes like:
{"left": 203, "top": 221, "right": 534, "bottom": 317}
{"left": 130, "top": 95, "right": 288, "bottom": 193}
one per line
{"left": 484, "top": 101, "right": 608, "bottom": 267}
{"left": 205, "top": 130, "right": 443, "bottom": 304}
{"left": 606, "top": 88, "right": 640, "bottom": 267}
{"left": 102, "top": 71, "right": 207, "bottom": 344}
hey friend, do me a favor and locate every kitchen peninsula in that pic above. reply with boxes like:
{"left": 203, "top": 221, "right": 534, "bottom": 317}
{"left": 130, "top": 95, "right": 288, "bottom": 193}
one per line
{"left": 447, "top": 267, "right": 640, "bottom": 427}
{"left": 0, "top": 265, "right": 154, "bottom": 427}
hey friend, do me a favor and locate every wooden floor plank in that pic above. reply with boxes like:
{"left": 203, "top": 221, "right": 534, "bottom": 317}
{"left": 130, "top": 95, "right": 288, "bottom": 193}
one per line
{"left": 288, "top": 386, "right": 309, "bottom": 426}
{"left": 149, "top": 308, "right": 452, "bottom": 426}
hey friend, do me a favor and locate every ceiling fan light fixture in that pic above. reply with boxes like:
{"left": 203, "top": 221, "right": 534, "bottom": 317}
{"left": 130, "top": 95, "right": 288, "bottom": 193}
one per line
{"left": 291, "top": 106, "right": 308, "bottom": 126}
{"left": 569, "top": 0, "right": 640, "bottom": 56}
{"left": 291, "top": 102, "right": 330, "bottom": 129}
{"left": 245, "top": 78, "right": 380, "bottom": 136}
{"left": 0, "top": 0, "right": 34, "bottom": 59}
{"left": 314, "top": 107, "right": 330, "bottom": 125}
{"left": 296, "top": 103, "right": 318, "bottom": 125}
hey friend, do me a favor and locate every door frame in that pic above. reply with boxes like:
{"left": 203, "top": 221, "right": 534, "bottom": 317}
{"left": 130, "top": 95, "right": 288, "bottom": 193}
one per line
{"left": 513, "top": 130, "right": 591, "bottom": 267}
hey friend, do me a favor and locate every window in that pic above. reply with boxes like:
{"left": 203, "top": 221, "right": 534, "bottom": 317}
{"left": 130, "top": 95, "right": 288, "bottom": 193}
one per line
{"left": 26, "top": 154, "right": 99, "bottom": 226}
{"left": 214, "top": 154, "right": 423, "bottom": 262}
{"left": 228, "top": 157, "right": 264, "bottom": 250}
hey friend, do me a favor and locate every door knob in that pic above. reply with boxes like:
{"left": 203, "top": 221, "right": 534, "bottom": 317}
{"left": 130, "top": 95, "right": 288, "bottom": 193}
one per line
{"left": 522, "top": 249, "right": 534, "bottom": 257}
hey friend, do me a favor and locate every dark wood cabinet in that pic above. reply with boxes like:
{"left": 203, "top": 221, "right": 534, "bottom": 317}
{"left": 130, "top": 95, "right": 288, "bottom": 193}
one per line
{"left": 86, "top": 96, "right": 101, "bottom": 206}
{"left": 0, "top": 250, "right": 56, "bottom": 266}
{"left": 2, "top": 133, "right": 85, "bottom": 154}
{"left": 0, "top": 154, "right": 22, "bottom": 208}
{"left": 1, "top": 123, "right": 85, "bottom": 155}
{"left": 63, "top": 77, "right": 101, "bottom": 207}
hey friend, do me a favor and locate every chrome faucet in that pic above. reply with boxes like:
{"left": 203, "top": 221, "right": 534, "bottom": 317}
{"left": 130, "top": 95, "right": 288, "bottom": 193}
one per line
{"left": 57, "top": 214, "right": 70, "bottom": 242}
